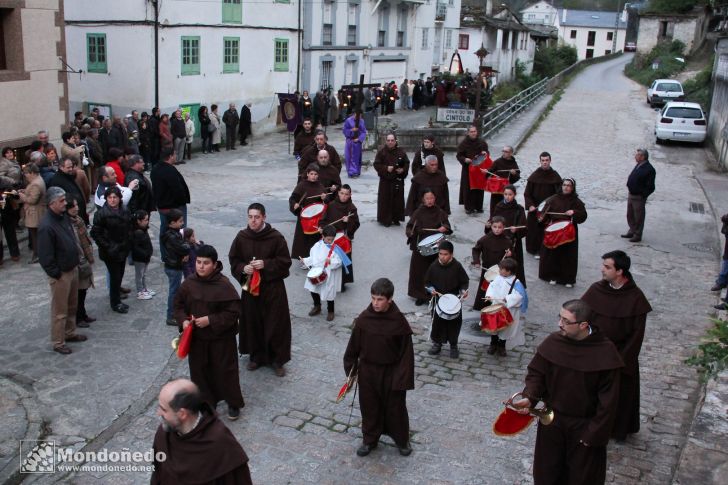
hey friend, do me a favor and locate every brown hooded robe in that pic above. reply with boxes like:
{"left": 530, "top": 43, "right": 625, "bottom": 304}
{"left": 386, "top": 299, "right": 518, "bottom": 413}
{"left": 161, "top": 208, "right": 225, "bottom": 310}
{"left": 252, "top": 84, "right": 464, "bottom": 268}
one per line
{"left": 406, "top": 205, "right": 452, "bottom": 300}
{"left": 524, "top": 168, "right": 562, "bottom": 255}
{"left": 537, "top": 193, "right": 587, "bottom": 285}
{"left": 491, "top": 199, "right": 528, "bottom": 288}
{"left": 456, "top": 136, "right": 489, "bottom": 212}
{"left": 289, "top": 179, "right": 327, "bottom": 259}
{"left": 319, "top": 197, "right": 360, "bottom": 287}
{"left": 373, "top": 145, "right": 410, "bottom": 226}
{"left": 405, "top": 169, "right": 450, "bottom": 216}
{"left": 487, "top": 156, "right": 520, "bottom": 215}
{"left": 471, "top": 232, "right": 513, "bottom": 310}
{"left": 343, "top": 302, "right": 415, "bottom": 448}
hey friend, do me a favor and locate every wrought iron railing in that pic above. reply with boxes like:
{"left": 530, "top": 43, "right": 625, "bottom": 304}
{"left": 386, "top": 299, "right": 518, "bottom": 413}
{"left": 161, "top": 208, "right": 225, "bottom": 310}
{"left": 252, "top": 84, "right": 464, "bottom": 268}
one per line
{"left": 480, "top": 77, "right": 549, "bottom": 138}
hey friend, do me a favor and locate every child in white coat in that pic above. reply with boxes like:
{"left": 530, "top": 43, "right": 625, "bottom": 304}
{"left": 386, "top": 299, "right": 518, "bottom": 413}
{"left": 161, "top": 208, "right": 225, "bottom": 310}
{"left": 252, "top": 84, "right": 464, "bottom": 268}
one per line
{"left": 301, "top": 226, "right": 351, "bottom": 321}
{"left": 484, "top": 257, "right": 528, "bottom": 356}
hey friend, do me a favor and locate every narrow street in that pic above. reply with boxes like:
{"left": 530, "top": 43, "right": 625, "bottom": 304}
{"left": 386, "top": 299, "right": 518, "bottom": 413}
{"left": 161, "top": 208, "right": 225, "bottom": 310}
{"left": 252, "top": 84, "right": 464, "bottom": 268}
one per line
{"left": 2, "top": 54, "right": 719, "bottom": 484}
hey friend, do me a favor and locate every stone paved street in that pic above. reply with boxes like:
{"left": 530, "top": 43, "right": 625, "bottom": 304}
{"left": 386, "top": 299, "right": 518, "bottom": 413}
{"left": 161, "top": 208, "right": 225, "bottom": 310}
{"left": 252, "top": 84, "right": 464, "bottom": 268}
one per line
{"left": 2, "top": 54, "right": 723, "bottom": 484}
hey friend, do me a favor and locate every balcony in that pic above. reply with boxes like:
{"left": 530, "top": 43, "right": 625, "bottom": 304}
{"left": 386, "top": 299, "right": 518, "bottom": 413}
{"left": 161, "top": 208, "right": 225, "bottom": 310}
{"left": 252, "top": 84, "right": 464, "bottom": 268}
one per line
{"left": 436, "top": 2, "right": 447, "bottom": 22}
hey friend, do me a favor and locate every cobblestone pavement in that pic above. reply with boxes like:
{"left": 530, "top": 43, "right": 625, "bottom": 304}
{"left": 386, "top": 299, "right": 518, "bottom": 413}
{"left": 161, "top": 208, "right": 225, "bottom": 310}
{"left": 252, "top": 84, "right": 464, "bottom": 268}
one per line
{"left": 3, "top": 54, "right": 722, "bottom": 484}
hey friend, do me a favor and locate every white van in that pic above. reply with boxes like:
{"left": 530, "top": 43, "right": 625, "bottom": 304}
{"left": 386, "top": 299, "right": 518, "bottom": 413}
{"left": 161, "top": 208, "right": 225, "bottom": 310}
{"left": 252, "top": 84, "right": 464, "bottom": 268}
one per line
{"left": 646, "top": 79, "right": 684, "bottom": 107}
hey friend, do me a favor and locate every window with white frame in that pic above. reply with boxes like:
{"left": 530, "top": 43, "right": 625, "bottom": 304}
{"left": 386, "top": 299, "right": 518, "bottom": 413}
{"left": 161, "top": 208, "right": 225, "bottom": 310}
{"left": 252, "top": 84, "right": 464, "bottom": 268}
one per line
{"left": 421, "top": 28, "right": 429, "bottom": 49}
{"left": 445, "top": 29, "right": 452, "bottom": 48}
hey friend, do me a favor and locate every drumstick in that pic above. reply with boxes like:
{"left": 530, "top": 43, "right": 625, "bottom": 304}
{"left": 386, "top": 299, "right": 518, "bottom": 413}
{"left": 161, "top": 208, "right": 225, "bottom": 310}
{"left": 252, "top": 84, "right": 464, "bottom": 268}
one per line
{"left": 323, "top": 212, "right": 354, "bottom": 228}
{"left": 297, "top": 192, "right": 308, "bottom": 206}
{"left": 503, "top": 225, "right": 527, "bottom": 230}
{"left": 420, "top": 228, "right": 444, "bottom": 232}
{"left": 544, "top": 212, "right": 569, "bottom": 216}
{"left": 297, "top": 256, "right": 311, "bottom": 270}
{"left": 305, "top": 193, "right": 328, "bottom": 200}
{"left": 496, "top": 169, "right": 520, "bottom": 172}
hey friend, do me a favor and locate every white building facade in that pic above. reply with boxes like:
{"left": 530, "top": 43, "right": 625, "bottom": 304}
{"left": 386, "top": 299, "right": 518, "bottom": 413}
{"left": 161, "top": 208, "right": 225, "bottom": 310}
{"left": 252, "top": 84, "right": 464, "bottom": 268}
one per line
{"left": 555, "top": 8, "right": 627, "bottom": 60}
{"left": 520, "top": 1, "right": 557, "bottom": 26}
{"left": 301, "top": 0, "right": 462, "bottom": 94}
{"left": 65, "top": 0, "right": 299, "bottom": 132}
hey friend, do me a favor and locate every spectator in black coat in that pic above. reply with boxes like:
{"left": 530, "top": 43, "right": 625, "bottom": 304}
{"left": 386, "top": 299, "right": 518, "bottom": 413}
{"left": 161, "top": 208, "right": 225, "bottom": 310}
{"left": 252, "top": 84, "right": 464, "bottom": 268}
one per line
{"left": 125, "top": 155, "right": 155, "bottom": 216}
{"left": 151, "top": 148, "right": 190, "bottom": 261}
{"left": 238, "top": 103, "right": 252, "bottom": 146}
{"left": 622, "top": 148, "right": 656, "bottom": 243}
{"left": 47, "top": 158, "right": 88, "bottom": 224}
{"left": 90, "top": 186, "right": 132, "bottom": 314}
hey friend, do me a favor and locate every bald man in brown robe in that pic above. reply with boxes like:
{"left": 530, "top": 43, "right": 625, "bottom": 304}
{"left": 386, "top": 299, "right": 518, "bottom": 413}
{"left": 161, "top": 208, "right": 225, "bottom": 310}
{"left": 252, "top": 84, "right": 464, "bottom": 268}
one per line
{"left": 152, "top": 379, "right": 252, "bottom": 484}
{"left": 229, "top": 203, "right": 292, "bottom": 377}
{"left": 299, "top": 131, "right": 341, "bottom": 176}
{"left": 405, "top": 155, "right": 450, "bottom": 216}
{"left": 344, "top": 278, "right": 415, "bottom": 457}
{"left": 512, "top": 300, "right": 623, "bottom": 485}
{"left": 581, "top": 250, "right": 652, "bottom": 440}
{"left": 173, "top": 245, "right": 244, "bottom": 419}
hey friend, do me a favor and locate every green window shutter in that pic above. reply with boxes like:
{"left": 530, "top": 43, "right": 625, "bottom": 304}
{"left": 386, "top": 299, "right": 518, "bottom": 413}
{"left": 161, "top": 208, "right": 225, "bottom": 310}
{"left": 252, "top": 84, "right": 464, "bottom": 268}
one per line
{"left": 274, "top": 38, "right": 289, "bottom": 72}
{"left": 223, "top": 37, "right": 240, "bottom": 73}
{"left": 181, "top": 36, "right": 201, "bottom": 75}
{"left": 275, "top": 0, "right": 291, "bottom": 3}
{"left": 86, "top": 33, "right": 107, "bottom": 73}
{"left": 222, "top": 0, "right": 242, "bottom": 24}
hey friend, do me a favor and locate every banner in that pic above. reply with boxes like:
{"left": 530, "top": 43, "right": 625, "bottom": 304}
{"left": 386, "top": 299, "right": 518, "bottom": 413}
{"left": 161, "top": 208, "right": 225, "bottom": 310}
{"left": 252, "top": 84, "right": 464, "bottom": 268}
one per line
{"left": 277, "top": 93, "right": 301, "bottom": 132}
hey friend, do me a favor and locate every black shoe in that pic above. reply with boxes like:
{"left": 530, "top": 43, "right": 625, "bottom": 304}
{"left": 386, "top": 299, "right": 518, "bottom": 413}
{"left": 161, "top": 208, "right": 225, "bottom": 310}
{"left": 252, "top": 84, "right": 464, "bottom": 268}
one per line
{"left": 120, "top": 286, "right": 131, "bottom": 294}
{"left": 398, "top": 443, "right": 412, "bottom": 456}
{"left": 415, "top": 298, "right": 427, "bottom": 306}
{"left": 714, "top": 303, "right": 728, "bottom": 311}
{"left": 450, "top": 347, "right": 459, "bottom": 359}
{"left": 620, "top": 233, "right": 634, "bottom": 238}
{"left": 112, "top": 304, "right": 128, "bottom": 314}
{"left": 356, "top": 443, "right": 377, "bottom": 457}
{"left": 76, "top": 320, "right": 90, "bottom": 328}
{"left": 629, "top": 236, "right": 642, "bottom": 243}
{"left": 392, "top": 221, "right": 400, "bottom": 226}
{"left": 465, "top": 209, "right": 474, "bottom": 215}
{"left": 428, "top": 343, "right": 442, "bottom": 355}
{"left": 475, "top": 209, "right": 484, "bottom": 213}
{"left": 711, "top": 284, "right": 726, "bottom": 292}
{"left": 228, "top": 406, "right": 240, "bottom": 421}
{"left": 487, "top": 344, "right": 498, "bottom": 355}
{"left": 166, "top": 318, "right": 178, "bottom": 326}
{"left": 120, "top": 293, "right": 128, "bottom": 300}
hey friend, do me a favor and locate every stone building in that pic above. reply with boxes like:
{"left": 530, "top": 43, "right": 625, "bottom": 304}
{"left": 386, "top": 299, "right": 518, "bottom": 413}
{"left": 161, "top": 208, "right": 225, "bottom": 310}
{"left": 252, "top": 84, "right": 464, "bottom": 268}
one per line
{"left": 708, "top": 36, "right": 728, "bottom": 169}
{"left": 0, "top": 0, "right": 68, "bottom": 153}
{"left": 636, "top": 7, "right": 710, "bottom": 55}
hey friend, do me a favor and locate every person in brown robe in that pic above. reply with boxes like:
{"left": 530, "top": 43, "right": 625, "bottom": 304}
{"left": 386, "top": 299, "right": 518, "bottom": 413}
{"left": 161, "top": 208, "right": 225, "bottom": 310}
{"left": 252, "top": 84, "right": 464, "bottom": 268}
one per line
{"left": 293, "top": 118, "right": 316, "bottom": 159}
{"left": 374, "top": 133, "right": 410, "bottom": 227}
{"left": 405, "top": 155, "right": 450, "bottom": 215}
{"left": 315, "top": 149, "right": 342, "bottom": 192}
{"left": 343, "top": 278, "right": 415, "bottom": 457}
{"left": 487, "top": 145, "right": 520, "bottom": 216}
{"left": 173, "top": 245, "right": 245, "bottom": 419}
{"left": 289, "top": 166, "right": 328, "bottom": 259}
{"left": 152, "top": 379, "right": 253, "bottom": 485}
{"left": 456, "top": 125, "right": 489, "bottom": 214}
{"left": 299, "top": 131, "right": 342, "bottom": 177}
{"left": 510, "top": 299, "right": 624, "bottom": 485}
{"left": 424, "top": 241, "right": 469, "bottom": 358}
{"left": 229, "top": 203, "right": 292, "bottom": 377}
{"left": 538, "top": 177, "right": 587, "bottom": 286}
{"left": 471, "top": 217, "right": 514, "bottom": 310}
{"left": 411, "top": 135, "right": 446, "bottom": 176}
{"left": 319, "top": 184, "right": 360, "bottom": 290}
{"left": 581, "top": 250, "right": 652, "bottom": 441}
{"left": 490, "top": 185, "right": 527, "bottom": 287}
{"left": 524, "top": 152, "right": 562, "bottom": 256}
{"left": 406, "top": 189, "right": 452, "bottom": 305}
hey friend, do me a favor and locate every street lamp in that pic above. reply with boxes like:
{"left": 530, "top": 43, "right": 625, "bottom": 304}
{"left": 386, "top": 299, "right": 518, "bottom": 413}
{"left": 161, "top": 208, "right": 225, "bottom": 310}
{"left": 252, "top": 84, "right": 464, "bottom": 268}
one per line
{"left": 474, "top": 44, "right": 489, "bottom": 124}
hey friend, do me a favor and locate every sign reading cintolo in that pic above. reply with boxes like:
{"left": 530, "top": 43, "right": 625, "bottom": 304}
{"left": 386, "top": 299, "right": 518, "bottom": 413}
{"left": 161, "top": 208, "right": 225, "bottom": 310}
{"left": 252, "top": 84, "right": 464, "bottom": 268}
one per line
{"left": 436, "top": 108, "right": 475, "bottom": 123}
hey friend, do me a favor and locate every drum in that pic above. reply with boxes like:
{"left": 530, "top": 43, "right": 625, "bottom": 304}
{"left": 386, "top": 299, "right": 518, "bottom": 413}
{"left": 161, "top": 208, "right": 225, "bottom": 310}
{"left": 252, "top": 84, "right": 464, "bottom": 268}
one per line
{"left": 435, "top": 294, "right": 462, "bottom": 320}
{"left": 484, "top": 175, "right": 509, "bottom": 194}
{"left": 480, "top": 303, "right": 514, "bottom": 334}
{"left": 471, "top": 153, "right": 493, "bottom": 169}
{"left": 306, "top": 267, "right": 328, "bottom": 285}
{"left": 418, "top": 233, "right": 445, "bottom": 257}
{"left": 334, "top": 232, "right": 352, "bottom": 254}
{"left": 300, "top": 203, "right": 326, "bottom": 235}
{"left": 480, "top": 264, "right": 500, "bottom": 292}
{"left": 543, "top": 221, "right": 576, "bottom": 249}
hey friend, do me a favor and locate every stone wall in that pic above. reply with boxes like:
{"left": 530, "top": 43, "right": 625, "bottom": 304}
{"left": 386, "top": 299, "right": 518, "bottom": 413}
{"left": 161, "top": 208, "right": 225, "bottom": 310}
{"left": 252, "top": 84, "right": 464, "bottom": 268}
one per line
{"left": 637, "top": 16, "right": 701, "bottom": 54}
{"left": 707, "top": 38, "right": 728, "bottom": 170}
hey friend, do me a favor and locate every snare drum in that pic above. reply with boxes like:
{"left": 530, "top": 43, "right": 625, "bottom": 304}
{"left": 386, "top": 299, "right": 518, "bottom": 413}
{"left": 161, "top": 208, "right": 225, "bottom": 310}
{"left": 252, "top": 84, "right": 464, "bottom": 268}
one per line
{"left": 480, "top": 264, "right": 500, "bottom": 292}
{"left": 471, "top": 153, "right": 493, "bottom": 169}
{"left": 480, "top": 303, "right": 514, "bottom": 334}
{"left": 306, "top": 267, "right": 328, "bottom": 285}
{"left": 417, "top": 233, "right": 445, "bottom": 257}
{"left": 543, "top": 220, "right": 576, "bottom": 249}
{"left": 484, "top": 175, "right": 509, "bottom": 194}
{"left": 334, "top": 232, "right": 352, "bottom": 254}
{"left": 300, "top": 203, "right": 326, "bottom": 235}
{"left": 435, "top": 294, "right": 462, "bottom": 320}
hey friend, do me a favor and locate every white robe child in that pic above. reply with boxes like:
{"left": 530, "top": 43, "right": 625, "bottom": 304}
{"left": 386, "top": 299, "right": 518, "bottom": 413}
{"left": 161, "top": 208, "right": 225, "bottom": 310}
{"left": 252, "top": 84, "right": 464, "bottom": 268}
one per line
{"left": 303, "top": 240, "right": 343, "bottom": 301}
{"left": 485, "top": 274, "right": 525, "bottom": 350}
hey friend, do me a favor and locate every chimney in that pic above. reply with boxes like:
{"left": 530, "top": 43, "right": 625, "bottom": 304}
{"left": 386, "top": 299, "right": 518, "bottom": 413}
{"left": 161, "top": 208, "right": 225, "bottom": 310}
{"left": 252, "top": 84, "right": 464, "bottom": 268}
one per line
{"left": 562, "top": 8, "right": 567, "bottom": 23}
{"left": 486, "top": 0, "right": 493, "bottom": 16}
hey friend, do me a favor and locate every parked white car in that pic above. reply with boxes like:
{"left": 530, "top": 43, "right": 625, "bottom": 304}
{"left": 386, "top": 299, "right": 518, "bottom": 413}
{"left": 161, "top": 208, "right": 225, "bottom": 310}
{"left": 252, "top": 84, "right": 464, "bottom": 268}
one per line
{"left": 647, "top": 79, "right": 684, "bottom": 107}
{"left": 655, "top": 102, "right": 707, "bottom": 145}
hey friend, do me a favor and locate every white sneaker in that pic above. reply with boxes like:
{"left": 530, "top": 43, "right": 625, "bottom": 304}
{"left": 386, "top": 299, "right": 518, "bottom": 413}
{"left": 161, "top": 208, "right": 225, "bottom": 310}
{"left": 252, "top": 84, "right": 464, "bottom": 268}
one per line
{"left": 137, "top": 291, "right": 153, "bottom": 300}
{"left": 144, "top": 288, "right": 156, "bottom": 296}
{"left": 565, "top": 284, "right": 573, "bottom": 288}
{"left": 534, "top": 255, "right": 541, "bottom": 260}
{"left": 549, "top": 280, "right": 556, "bottom": 285}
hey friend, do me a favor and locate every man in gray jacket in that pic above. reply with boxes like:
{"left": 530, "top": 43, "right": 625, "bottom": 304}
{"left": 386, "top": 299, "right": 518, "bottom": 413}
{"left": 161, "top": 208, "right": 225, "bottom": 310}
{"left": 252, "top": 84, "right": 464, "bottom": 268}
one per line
{"left": 222, "top": 103, "right": 239, "bottom": 151}
{"left": 38, "top": 187, "right": 88, "bottom": 354}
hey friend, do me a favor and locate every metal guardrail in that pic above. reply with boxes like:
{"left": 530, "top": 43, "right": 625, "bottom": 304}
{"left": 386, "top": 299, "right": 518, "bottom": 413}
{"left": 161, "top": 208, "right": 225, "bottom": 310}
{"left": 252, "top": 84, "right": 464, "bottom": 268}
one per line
{"left": 480, "top": 76, "right": 550, "bottom": 138}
